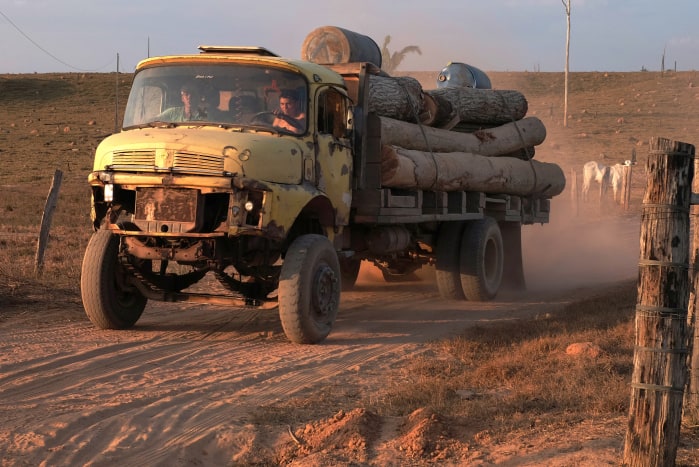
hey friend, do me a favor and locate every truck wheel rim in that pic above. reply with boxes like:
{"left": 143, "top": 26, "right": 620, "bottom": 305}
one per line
{"left": 312, "top": 265, "right": 338, "bottom": 318}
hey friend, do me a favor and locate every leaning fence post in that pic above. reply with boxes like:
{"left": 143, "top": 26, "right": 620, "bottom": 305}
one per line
{"left": 623, "top": 137, "right": 694, "bottom": 467}
{"left": 34, "top": 169, "right": 63, "bottom": 275}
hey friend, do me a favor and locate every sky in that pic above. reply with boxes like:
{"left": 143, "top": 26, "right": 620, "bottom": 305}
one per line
{"left": 1, "top": 0, "right": 698, "bottom": 74}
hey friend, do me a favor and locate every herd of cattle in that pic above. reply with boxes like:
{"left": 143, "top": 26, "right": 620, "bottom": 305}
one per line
{"left": 581, "top": 159, "right": 635, "bottom": 204}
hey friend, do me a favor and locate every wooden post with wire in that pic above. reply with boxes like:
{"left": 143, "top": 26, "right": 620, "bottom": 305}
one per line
{"left": 623, "top": 137, "right": 694, "bottom": 466}
{"left": 620, "top": 164, "right": 633, "bottom": 211}
{"left": 686, "top": 146, "right": 699, "bottom": 423}
{"left": 622, "top": 147, "right": 638, "bottom": 211}
{"left": 34, "top": 169, "right": 63, "bottom": 276}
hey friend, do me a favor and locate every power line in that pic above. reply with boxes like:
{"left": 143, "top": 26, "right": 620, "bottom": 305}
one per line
{"left": 0, "top": 8, "right": 115, "bottom": 72}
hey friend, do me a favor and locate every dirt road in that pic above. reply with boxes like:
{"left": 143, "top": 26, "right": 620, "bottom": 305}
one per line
{"left": 0, "top": 212, "right": 641, "bottom": 466}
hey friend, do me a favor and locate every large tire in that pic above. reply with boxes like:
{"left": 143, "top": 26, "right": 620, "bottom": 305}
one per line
{"left": 279, "top": 234, "right": 341, "bottom": 344}
{"left": 435, "top": 221, "right": 466, "bottom": 300}
{"left": 81, "top": 230, "right": 147, "bottom": 329}
{"left": 459, "top": 217, "right": 504, "bottom": 301}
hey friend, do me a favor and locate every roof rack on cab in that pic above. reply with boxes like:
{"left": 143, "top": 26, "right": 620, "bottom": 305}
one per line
{"left": 197, "top": 46, "right": 279, "bottom": 57}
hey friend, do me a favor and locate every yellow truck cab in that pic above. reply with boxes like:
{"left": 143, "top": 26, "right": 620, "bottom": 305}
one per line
{"left": 84, "top": 46, "right": 353, "bottom": 343}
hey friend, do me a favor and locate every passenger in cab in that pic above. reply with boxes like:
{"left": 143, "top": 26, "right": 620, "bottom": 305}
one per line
{"left": 157, "top": 84, "right": 204, "bottom": 122}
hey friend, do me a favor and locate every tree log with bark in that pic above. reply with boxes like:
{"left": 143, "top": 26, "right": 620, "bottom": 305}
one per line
{"left": 368, "top": 75, "right": 426, "bottom": 122}
{"left": 380, "top": 145, "right": 565, "bottom": 197}
{"left": 426, "top": 87, "right": 528, "bottom": 126}
{"left": 421, "top": 92, "right": 456, "bottom": 128}
{"left": 379, "top": 115, "right": 546, "bottom": 158}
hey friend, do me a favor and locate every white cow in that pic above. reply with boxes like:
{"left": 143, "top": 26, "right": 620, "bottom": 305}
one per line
{"left": 609, "top": 163, "right": 624, "bottom": 203}
{"left": 581, "top": 161, "right": 610, "bottom": 202}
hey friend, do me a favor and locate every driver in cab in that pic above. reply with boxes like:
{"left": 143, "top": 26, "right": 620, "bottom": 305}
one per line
{"left": 273, "top": 89, "right": 306, "bottom": 134}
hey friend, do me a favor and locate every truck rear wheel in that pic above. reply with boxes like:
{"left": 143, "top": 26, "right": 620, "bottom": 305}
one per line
{"left": 81, "top": 230, "right": 147, "bottom": 329}
{"left": 279, "top": 234, "right": 341, "bottom": 344}
{"left": 459, "top": 217, "right": 504, "bottom": 301}
{"left": 435, "top": 221, "right": 466, "bottom": 300}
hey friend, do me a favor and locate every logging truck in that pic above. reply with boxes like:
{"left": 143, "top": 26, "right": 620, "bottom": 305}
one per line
{"left": 81, "top": 42, "right": 564, "bottom": 344}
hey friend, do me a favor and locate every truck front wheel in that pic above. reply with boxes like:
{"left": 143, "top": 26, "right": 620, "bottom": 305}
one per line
{"left": 279, "top": 234, "right": 341, "bottom": 344}
{"left": 460, "top": 217, "right": 504, "bottom": 301}
{"left": 81, "top": 230, "right": 147, "bottom": 329}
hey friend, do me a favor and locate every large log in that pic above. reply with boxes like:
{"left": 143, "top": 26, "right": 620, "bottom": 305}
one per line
{"left": 368, "top": 75, "right": 425, "bottom": 122}
{"left": 421, "top": 92, "right": 455, "bottom": 128}
{"left": 301, "top": 26, "right": 382, "bottom": 67}
{"left": 380, "top": 145, "right": 565, "bottom": 197}
{"left": 379, "top": 115, "right": 546, "bottom": 157}
{"left": 427, "top": 87, "right": 528, "bottom": 126}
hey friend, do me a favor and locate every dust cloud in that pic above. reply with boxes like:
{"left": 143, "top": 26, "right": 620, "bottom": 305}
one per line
{"left": 522, "top": 194, "right": 640, "bottom": 293}
{"left": 352, "top": 193, "right": 642, "bottom": 294}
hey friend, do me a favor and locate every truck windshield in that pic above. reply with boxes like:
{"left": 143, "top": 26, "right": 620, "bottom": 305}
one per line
{"left": 122, "top": 63, "right": 308, "bottom": 134}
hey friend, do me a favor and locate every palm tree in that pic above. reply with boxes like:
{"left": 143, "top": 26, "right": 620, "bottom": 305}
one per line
{"left": 381, "top": 35, "right": 422, "bottom": 73}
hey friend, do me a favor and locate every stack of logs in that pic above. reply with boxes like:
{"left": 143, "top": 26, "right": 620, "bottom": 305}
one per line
{"left": 368, "top": 73, "right": 565, "bottom": 197}
{"left": 300, "top": 25, "right": 565, "bottom": 198}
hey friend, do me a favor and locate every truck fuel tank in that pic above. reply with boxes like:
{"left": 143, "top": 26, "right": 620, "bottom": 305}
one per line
{"left": 365, "top": 225, "right": 412, "bottom": 255}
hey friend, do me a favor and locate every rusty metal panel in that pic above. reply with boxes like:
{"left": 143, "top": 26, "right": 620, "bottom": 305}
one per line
{"left": 134, "top": 188, "right": 201, "bottom": 232}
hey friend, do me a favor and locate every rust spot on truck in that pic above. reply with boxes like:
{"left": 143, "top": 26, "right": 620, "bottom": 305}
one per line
{"left": 232, "top": 176, "right": 271, "bottom": 191}
{"left": 263, "top": 220, "right": 286, "bottom": 240}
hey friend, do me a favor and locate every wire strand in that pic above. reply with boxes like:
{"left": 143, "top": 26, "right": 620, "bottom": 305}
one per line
{"left": 0, "top": 9, "right": 116, "bottom": 72}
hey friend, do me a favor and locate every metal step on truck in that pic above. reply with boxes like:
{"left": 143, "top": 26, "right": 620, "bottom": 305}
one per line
{"left": 81, "top": 40, "right": 564, "bottom": 344}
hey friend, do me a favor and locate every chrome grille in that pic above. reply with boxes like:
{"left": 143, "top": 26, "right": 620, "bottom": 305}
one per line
{"left": 111, "top": 150, "right": 156, "bottom": 169}
{"left": 173, "top": 152, "right": 224, "bottom": 174}
{"left": 109, "top": 150, "right": 224, "bottom": 175}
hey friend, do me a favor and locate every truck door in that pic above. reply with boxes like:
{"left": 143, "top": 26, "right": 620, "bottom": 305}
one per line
{"left": 314, "top": 87, "right": 353, "bottom": 226}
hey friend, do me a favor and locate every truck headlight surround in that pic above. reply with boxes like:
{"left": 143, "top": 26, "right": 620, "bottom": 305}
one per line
{"left": 104, "top": 183, "right": 114, "bottom": 202}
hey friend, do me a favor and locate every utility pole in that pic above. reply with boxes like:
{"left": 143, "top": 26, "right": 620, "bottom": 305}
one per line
{"left": 562, "top": 0, "right": 571, "bottom": 128}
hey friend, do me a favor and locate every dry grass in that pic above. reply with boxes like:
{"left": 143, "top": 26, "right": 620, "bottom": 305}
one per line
{"left": 372, "top": 281, "right": 636, "bottom": 435}
{"left": 0, "top": 72, "right": 131, "bottom": 291}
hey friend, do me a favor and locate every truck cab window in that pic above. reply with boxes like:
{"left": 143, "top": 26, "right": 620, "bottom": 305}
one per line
{"left": 317, "top": 88, "right": 347, "bottom": 139}
{"left": 122, "top": 65, "right": 308, "bottom": 130}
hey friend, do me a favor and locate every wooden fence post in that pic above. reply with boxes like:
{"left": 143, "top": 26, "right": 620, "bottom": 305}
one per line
{"left": 569, "top": 168, "right": 578, "bottom": 216}
{"left": 622, "top": 163, "right": 633, "bottom": 211}
{"left": 34, "top": 169, "right": 63, "bottom": 275}
{"left": 623, "top": 137, "right": 694, "bottom": 466}
{"left": 686, "top": 150, "right": 699, "bottom": 421}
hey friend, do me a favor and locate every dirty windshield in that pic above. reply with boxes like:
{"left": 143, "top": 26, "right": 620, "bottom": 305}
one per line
{"left": 123, "top": 64, "right": 308, "bottom": 133}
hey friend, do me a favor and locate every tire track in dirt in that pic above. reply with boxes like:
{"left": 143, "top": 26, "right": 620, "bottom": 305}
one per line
{"left": 3, "top": 283, "right": 455, "bottom": 464}
{"left": 0, "top": 271, "right": 634, "bottom": 465}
